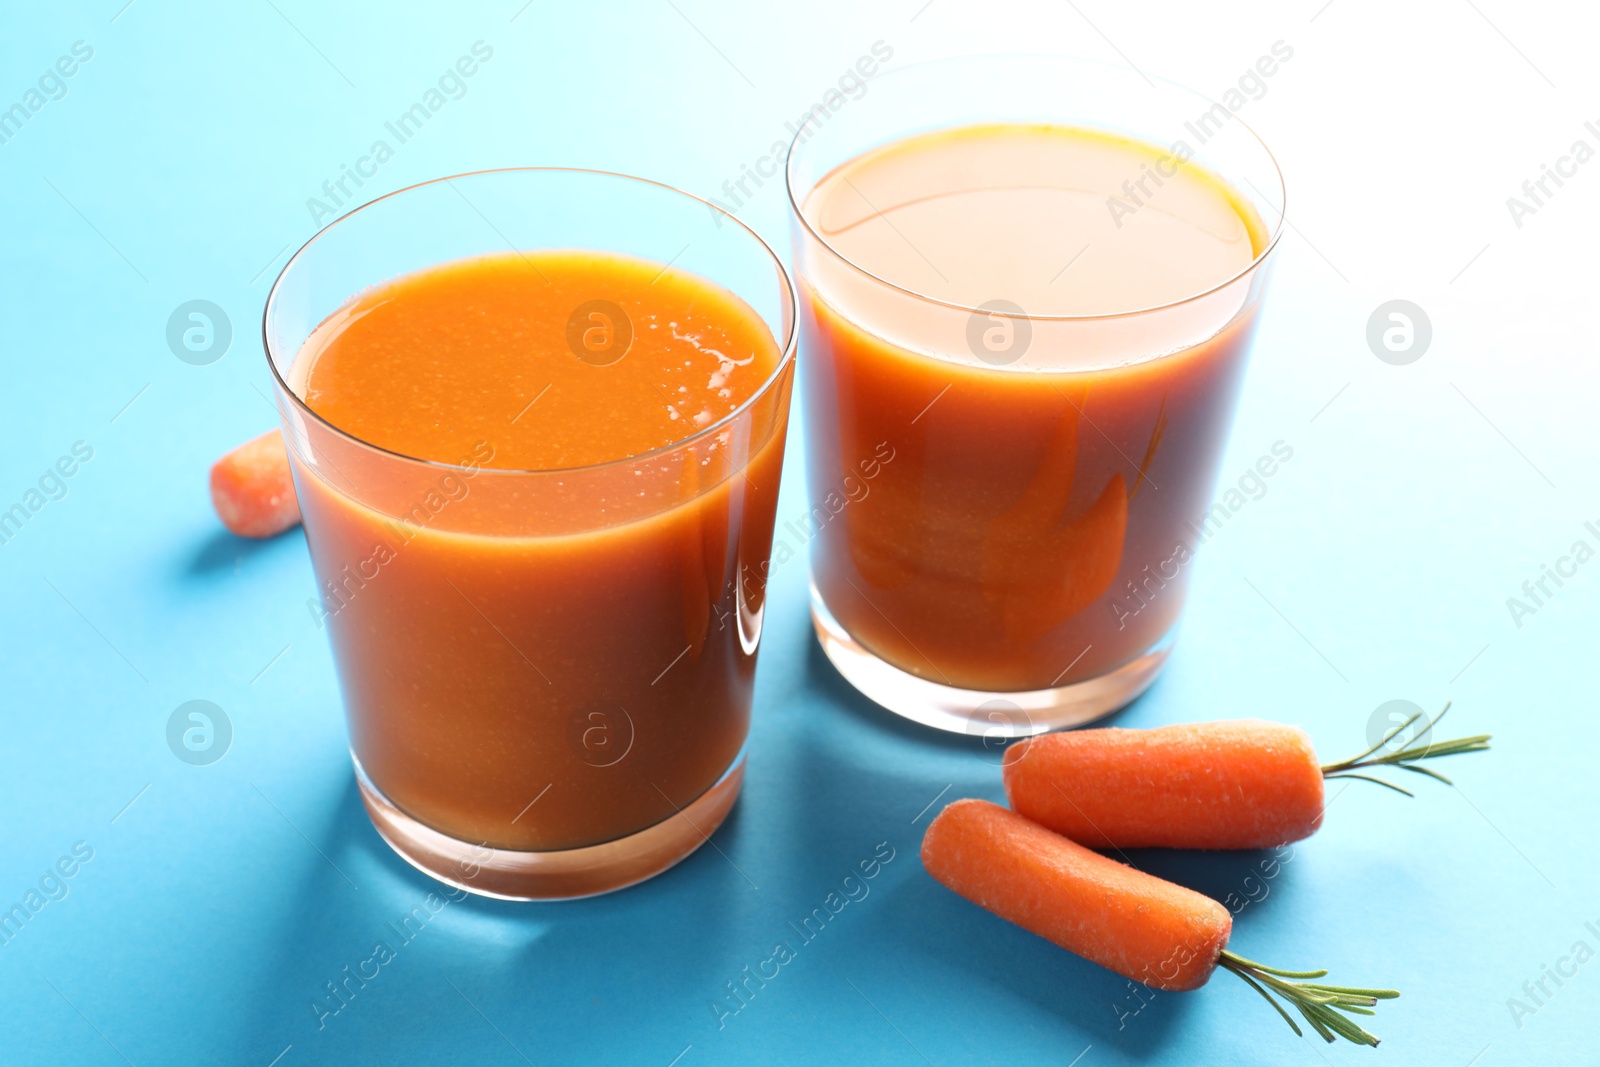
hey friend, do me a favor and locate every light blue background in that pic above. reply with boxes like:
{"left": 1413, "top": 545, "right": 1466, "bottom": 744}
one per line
{"left": 1, "top": 1, "right": 1595, "bottom": 1064}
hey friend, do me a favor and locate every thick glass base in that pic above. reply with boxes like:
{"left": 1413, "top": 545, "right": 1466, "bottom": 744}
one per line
{"left": 810, "top": 582, "right": 1171, "bottom": 737}
{"left": 354, "top": 751, "right": 745, "bottom": 900}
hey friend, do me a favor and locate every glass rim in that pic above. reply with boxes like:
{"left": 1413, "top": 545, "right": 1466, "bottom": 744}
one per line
{"left": 783, "top": 51, "right": 1288, "bottom": 323}
{"left": 262, "top": 166, "right": 800, "bottom": 478}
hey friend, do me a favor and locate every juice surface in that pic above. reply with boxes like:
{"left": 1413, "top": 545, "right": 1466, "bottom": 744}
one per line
{"left": 301, "top": 250, "right": 779, "bottom": 468}
{"left": 808, "top": 122, "right": 1262, "bottom": 323}
{"left": 799, "top": 123, "right": 1268, "bottom": 691}
{"left": 291, "top": 250, "right": 789, "bottom": 852}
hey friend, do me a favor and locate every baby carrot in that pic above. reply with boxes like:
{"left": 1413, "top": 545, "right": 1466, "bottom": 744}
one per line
{"left": 1004, "top": 719, "right": 1323, "bottom": 850}
{"left": 922, "top": 799, "right": 1398, "bottom": 1045}
{"left": 924, "top": 798, "right": 1230, "bottom": 991}
{"left": 1003, "top": 707, "right": 1488, "bottom": 850}
{"left": 210, "top": 429, "right": 301, "bottom": 538}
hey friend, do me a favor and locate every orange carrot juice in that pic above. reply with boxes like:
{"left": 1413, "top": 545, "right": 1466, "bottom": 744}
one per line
{"left": 792, "top": 120, "right": 1277, "bottom": 726}
{"left": 284, "top": 249, "right": 791, "bottom": 891}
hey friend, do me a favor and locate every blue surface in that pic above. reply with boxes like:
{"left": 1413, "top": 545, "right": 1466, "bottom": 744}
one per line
{"left": 2, "top": 1, "right": 1596, "bottom": 1064}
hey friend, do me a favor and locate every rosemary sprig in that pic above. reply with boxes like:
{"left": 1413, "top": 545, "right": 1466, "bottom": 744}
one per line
{"left": 1218, "top": 950, "right": 1399, "bottom": 1047}
{"left": 1321, "top": 702, "right": 1490, "bottom": 795}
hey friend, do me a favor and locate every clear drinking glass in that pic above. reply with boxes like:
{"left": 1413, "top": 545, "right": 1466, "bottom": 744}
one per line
{"left": 264, "top": 169, "right": 796, "bottom": 899}
{"left": 785, "top": 56, "right": 1284, "bottom": 736}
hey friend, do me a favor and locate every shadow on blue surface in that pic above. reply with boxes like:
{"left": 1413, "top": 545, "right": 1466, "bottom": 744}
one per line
{"left": 186, "top": 526, "right": 303, "bottom": 576}
{"left": 231, "top": 770, "right": 771, "bottom": 1062}
{"left": 221, "top": 588, "right": 1285, "bottom": 1063}
{"left": 789, "top": 632, "right": 1301, "bottom": 1057}
{"left": 880, "top": 874, "right": 1193, "bottom": 1053}
{"left": 790, "top": 635, "right": 1202, "bottom": 1057}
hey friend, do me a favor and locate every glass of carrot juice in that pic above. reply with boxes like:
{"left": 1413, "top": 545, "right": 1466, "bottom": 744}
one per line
{"left": 264, "top": 169, "right": 796, "bottom": 899}
{"left": 786, "top": 56, "right": 1284, "bottom": 736}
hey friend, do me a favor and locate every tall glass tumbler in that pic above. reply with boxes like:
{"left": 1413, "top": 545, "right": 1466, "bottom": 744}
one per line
{"left": 265, "top": 169, "right": 797, "bottom": 899}
{"left": 786, "top": 56, "right": 1284, "bottom": 736}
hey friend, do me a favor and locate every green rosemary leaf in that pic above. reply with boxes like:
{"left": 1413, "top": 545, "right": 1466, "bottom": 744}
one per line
{"left": 1325, "top": 772, "right": 1415, "bottom": 797}
{"left": 1326, "top": 711, "right": 1427, "bottom": 771}
{"left": 1230, "top": 967, "right": 1302, "bottom": 1037}
{"left": 1294, "top": 1001, "right": 1338, "bottom": 1043}
{"left": 1312, "top": 986, "right": 1398, "bottom": 999}
{"left": 1396, "top": 763, "right": 1454, "bottom": 785}
{"left": 1220, "top": 952, "right": 1326, "bottom": 979}
{"left": 1322, "top": 703, "right": 1488, "bottom": 792}
{"left": 1220, "top": 952, "right": 1395, "bottom": 1046}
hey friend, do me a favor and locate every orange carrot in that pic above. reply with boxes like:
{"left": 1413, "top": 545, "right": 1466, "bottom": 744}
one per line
{"left": 923, "top": 798, "right": 1229, "bottom": 990}
{"left": 1004, "top": 709, "right": 1490, "bottom": 850}
{"left": 210, "top": 429, "right": 301, "bottom": 538}
{"left": 922, "top": 799, "right": 1398, "bottom": 1044}
{"left": 1004, "top": 720, "right": 1324, "bottom": 850}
